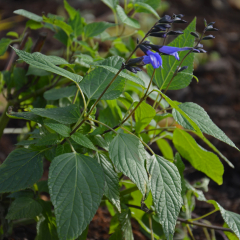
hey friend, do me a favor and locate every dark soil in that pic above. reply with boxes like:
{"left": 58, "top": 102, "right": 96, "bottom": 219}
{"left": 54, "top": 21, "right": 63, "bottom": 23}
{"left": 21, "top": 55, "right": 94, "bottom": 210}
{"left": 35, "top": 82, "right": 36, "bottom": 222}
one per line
{"left": 0, "top": 0, "right": 240, "bottom": 239}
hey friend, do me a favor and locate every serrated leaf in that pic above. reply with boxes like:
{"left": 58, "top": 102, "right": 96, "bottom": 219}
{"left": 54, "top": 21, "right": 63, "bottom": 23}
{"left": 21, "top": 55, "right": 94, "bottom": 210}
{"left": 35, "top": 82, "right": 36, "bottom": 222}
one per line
{"left": 14, "top": 9, "right": 43, "bottom": 22}
{"left": 0, "top": 38, "right": 11, "bottom": 56}
{"left": 116, "top": 5, "right": 140, "bottom": 29}
{"left": 148, "top": 18, "right": 196, "bottom": 90}
{"left": 109, "top": 133, "right": 148, "bottom": 196}
{"left": 48, "top": 153, "right": 105, "bottom": 240}
{"left": 84, "top": 22, "right": 115, "bottom": 38}
{"left": 148, "top": 155, "right": 182, "bottom": 239}
{"left": 69, "top": 11, "right": 83, "bottom": 37}
{"left": 135, "top": 101, "right": 156, "bottom": 133}
{"left": 44, "top": 85, "right": 77, "bottom": 101}
{"left": 12, "top": 48, "right": 82, "bottom": 83}
{"left": 98, "top": 154, "right": 121, "bottom": 212}
{"left": 101, "top": 0, "right": 118, "bottom": 10}
{"left": 7, "top": 111, "right": 43, "bottom": 123}
{"left": 6, "top": 197, "right": 42, "bottom": 220}
{"left": 80, "top": 56, "right": 125, "bottom": 100}
{"left": 208, "top": 201, "right": 240, "bottom": 239}
{"left": 173, "top": 129, "right": 224, "bottom": 184}
{"left": 134, "top": 2, "right": 159, "bottom": 18}
{"left": 44, "top": 120, "right": 71, "bottom": 137}
{"left": 0, "top": 149, "right": 43, "bottom": 193}
{"left": 31, "top": 105, "right": 81, "bottom": 124}
{"left": 89, "top": 135, "right": 109, "bottom": 151}
{"left": 71, "top": 132, "right": 96, "bottom": 150}
{"left": 36, "top": 133, "right": 60, "bottom": 146}
{"left": 159, "top": 92, "right": 203, "bottom": 137}
{"left": 172, "top": 102, "right": 238, "bottom": 150}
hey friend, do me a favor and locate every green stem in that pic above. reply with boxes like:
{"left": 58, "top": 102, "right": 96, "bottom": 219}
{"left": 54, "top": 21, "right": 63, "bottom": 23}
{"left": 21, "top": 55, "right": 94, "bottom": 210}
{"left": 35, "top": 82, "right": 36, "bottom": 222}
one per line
{"left": 113, "top": 10, "right": 119, "bottom": 35}
{"left": 120, "top": 186, "right": 139, "bottom": 197}
{"left": 149, "top": 216, "right": 154, "bottom": 240}
{"left": 89, "top": 118, "right": 118, "bottom": 134}
{"left": 189, "top": 209, "right": 219, "bottom": 222}
{"left": 0, "top": 102, "right": 10, "bottom": 139}
{"left": 186, "top": 224, "right": 196, "bottom": 240}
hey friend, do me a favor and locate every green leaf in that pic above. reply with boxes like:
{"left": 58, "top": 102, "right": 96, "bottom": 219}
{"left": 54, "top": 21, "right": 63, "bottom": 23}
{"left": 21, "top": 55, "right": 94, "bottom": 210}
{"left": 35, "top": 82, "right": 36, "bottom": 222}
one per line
{"left": 26, "top": 20, "right": 43, "bottom": 30}
{"left": 223, "top": 223, "right": 239, "bottom": 240}
{"left": 98, "top": 154, "right": 121, "bottom": 212}
{"left": 208, "top": 201, "right": 240, "bottom": 239}
{"left": 43, "top": 16, "right": 73, "bottom": 36}
{"left": 6, "top": 31, "right": 19, "bottom": 38}
{"left": 172, "top": 102, "right": 238, "bottom": 150}
{"left": 89, "top": 56, "right": 145, "bottom": 87}
{"left": 13, "top": 67, "right": 27, "bottom": 90}
{"left": 7, "top": 111, "right": 43, "bottom": 123}
{"left": 173, "top": 129, "right": 224, "bottom": 184}
{"left": 148, "top": 155, "right": 182, "bottom": 239}
{"left": 44, "top": 86, "right": 77, "bottom": 100}
{"left": 27, "top": 66, "right": 50, "bottom": 76}
{"left": 135, "top": 101, "right": 156, "bottom": 133}
{"left": 84, "top": 22, "right": 115, "bottom": 38}
{"left": 80, "top": 56, "right": 125, "bottom": 100}
{"left": 134, "top": 2, "right": 159, "bottom": 18}
{"left": 44, "top": 120, "right": 71, "bottom": 137}
{"left": 49, "top": 153, "right": 105, "bottom": 240}
{"left": 31, "top": 105, "right": 81, "bottom": 124}
{"left": 0, "top": 38, "right": 11, "bottom": 56}
{"left": 6, "top": 197, "right": 42, "bottom": 220}
{"left": 154, "top": 113, "right": 172, "bottom": 123}
{"left": 137, "top": 0, "right": 161, "bottom": 9}
{"left": 156, "top": 139, "right": 174, "bottom": 160}
{"left": 71, "top": 132, "right": 96, "bottom": 150}
{"left": 14, "top": 9, "right": 43, "bottom": 22}
{"left": 0, "top": 149, "right": 43, "bottom": 193}
{"left": 36, "top": 133, "right": 60, "bottom": 146}
{"left": 69, "top": 11, "right": 83, "bottom": 37}
{"left": 116, "top": 5, "right": 140, "bottom": 29}
{"left": 12, "top": 48, "right": 82, "bottom": 83}
{"left": 64, "top": 0, "right": 77, "bottom": 20}
{"left": 89, "top": 135, "right": 109, "bottom": 151}
{"left": 109, "top": 133, "right": 148, "bottom": 196}
{"left": 148, "top": 18, "right": 196, "bottom": 90}
{"left": 159, "top": 92, "right": 203, "bottom": 137}
{"left": 101, "top": 0, "right": 118, "bottom": 10}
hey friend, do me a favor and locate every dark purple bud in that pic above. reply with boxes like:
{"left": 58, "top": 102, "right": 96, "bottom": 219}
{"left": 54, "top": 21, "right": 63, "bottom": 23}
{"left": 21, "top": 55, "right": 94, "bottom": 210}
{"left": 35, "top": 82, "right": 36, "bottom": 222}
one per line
{"left": 178, "top": 66, "right": 188, "bottom": 72}
{"left": 190, "top": 32, "right": 199, "bottom": 38}
{"left": 149, "top": 32, "right": 167, "bottom": 38}
{"left": 125, "top": 66, "right": 142, "bottom": 74}
{"left": 158, "top": 15, "right": 172, "bottom": 23}
{"left": 139, "top": 44, "right": 151, "bottom": 54}
{"left": 206, "top": 26, "right": 218, "bottom": 31}
{"left": 173, "top": 19, "right": 188, "bottom": 23}
{"left": 202, "top": 35, "right": 215, "bottom": 40}
{"left": 167, "top": 31, "right": 183, "bottom": 35}
{"left": 207, "top": 22, "right": 215, "bottom": 26}
{"left": 156, "top": 23, "right": 171, "bottom": 29}
{"left": 176, "top": 14, "right": 184, "bottom": 18}
{"left": 127, "top": 57, "right": 144, "bottom": 66}
{"left": 142, "top": 42, "right": 159, "bottom": 52}
{"left": 199, "top": 49, "right": 207, "bottom": 53}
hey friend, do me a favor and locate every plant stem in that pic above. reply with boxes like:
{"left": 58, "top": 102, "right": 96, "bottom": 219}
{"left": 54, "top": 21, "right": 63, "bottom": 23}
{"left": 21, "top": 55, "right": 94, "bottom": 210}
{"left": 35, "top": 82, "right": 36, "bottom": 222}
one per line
{"left": 0, "top": 102, "right": 10, "bottom": 139}
{"left": 189, "top": 209, "right": 219, "bottom": 222}
{"left": 149, "top": 216, "right": 154, "bottom": 240}
{"left": 89, "top": 119, "right": 118, "bottom": 134}
{"left": 113, "top": 10, "right": 119, "bottom": 35}
{"left": 186, "top": 224, "right": 196, "bottom": 240}
{"left": 75, "top": 83, "right": 87, "bottom": 113}
{"left": 120, "top": 186, "right": 139, "bottom": 197}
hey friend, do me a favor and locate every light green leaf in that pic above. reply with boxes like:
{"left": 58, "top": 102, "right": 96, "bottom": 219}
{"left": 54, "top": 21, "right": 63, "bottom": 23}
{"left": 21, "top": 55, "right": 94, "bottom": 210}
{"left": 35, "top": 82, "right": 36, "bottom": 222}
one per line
{"left": 173, "top": 129, "right": 224, "bottom": 184}
{"left": 101, "top": 0, "right": 118, "bottom": 10}
{"left": 159, "top": 92, "right": 203, "bottom": 137}
{"left": 116, "top": 5, "right": 140, "bottom": 29}
{"left": 6, "top": 31, "right": 19, "bottom": 38}
{"left": 69, "top": 11, "right": 83, "bottom": 37}
{"left": 0, "top": 149, "right": 43, "bottom": 193}
{"left": 148, "top": 155, "right": 182, "bottom": 239}
{"left": 134, "top": 2, "right": 159, "bottom": 18}
{"left": 6, "top": 197, "right": 42, "bottom": 220}
{"left": 98, "top": 154, "right": 121, "bottom": 212}
{"left": 26, "top": 20, "right": 43, "bottom": 30}
{"left": 135, "top": 101, "right": 156, "bottom": 133}
{"left": 43, "top": 16, "right": 73, "bottom": 36}
{"left": 7, "top": 111, "right": 43, "bottom": 123}
{"left": 64, "top": 0, "right": 77, "bottom": 20}
{"left": 223, "top": 223, "right": 239, "bottom": 240}
{"left": 84, "top": 22, "right": 115, "bottom": 38}
{"left": 154, "top": 113, "right": 172, "bottom": 123}
{"left": 49, "top": 153, "right": 105, "bottom": 240}
{"left": 156, "top": 139, "right": 174, "bottom": 160}
{"left": 136, "top": 0, "right": 161, "bottom": 9}
{"left": 147, "top": 18, "right": 196, "bottom": 90}
{"left": 44, "top": 120, "right": 71, "bottom": 137}
{"left": 172, "top": 102, "right": 238, "bottom": 150}
{"left": 44, "top": 85, "right": 77, "bottom": 100}
{"left": 14, "top": 9, "right": 43, "bottom": 22}
{"left": 71, "top": 132, "right": 96, "bottom": 150}
{"left": 80, "top": 56, "right": 125, "bottom": 100}
{"left": 208, "top": 201, "right": 240, "bottom": 239}
{"left": 109, "top": 133, "right": 148, "bottom": 196}
{"left": 31, "top": 105, "right": 81, "bottom": 124}
{"left": 0, "top": 38, "right": 11, "bottom": 56}
{"left": 12, "top": 48, "right": 82, "bottom": 83}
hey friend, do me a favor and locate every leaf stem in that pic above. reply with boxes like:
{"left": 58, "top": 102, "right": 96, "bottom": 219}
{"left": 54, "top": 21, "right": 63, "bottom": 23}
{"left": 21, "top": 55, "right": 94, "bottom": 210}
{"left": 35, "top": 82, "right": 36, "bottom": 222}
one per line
{"left": 186, "top": 224, "right": 196, "bottom": 240}
{"left": 89, "top": 118, "right": 118, "bottom": 134}
{"left": 189, "top": 209, "right": 219, "bottom": 222}
{"left": 149, "top": 216, "right": 154, "bottom": 240}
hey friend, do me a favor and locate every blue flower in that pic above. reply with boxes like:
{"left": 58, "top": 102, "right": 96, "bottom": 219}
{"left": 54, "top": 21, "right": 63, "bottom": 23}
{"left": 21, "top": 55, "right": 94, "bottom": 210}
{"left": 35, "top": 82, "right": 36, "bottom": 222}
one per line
{"left": 142, "top": 50, "right": 162, "bottom": 69}
{"left": 158, "top": 46, "right": 199, "bottom": 60}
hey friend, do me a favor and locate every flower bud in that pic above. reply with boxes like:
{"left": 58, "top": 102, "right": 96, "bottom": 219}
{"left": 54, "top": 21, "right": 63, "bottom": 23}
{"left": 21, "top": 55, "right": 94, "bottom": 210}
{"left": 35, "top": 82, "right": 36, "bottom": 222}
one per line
{"left": 158, "top": 15, "right": 172, "bottom": 23}
{"left": 178, "top": 66, "right": 188, "bottom": 72}
{"left": 202, "top": 35, "right": 215, "bottom": 40}
{"left": 167, "top": 31, "right": 183, "bottom": 35}
{"left": 190, "top": 32, "right": 199, "bottom": 38}
{"left": 149, "top": 32, "right": 167, "bottom": 38}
